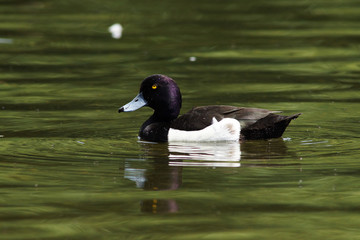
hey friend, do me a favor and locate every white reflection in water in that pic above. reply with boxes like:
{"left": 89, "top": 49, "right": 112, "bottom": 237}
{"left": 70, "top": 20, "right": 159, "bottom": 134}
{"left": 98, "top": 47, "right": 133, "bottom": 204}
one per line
{"left": 0, "top": 38, "right": 13, "bottom": 44}
{"left": 300, "top": 140, "right": 329, "bottom": 145}
{"left": 124, "top": 164, "right": 146, "bottom": 188}
{"left": 168, "top": 141, "right": 241, "bottom": 167}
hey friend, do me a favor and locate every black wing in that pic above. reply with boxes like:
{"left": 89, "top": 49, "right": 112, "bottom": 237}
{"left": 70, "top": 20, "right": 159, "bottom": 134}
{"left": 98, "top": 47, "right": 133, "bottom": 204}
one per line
{"left": 170, "top": 105, "right": 301, "bottom": 140}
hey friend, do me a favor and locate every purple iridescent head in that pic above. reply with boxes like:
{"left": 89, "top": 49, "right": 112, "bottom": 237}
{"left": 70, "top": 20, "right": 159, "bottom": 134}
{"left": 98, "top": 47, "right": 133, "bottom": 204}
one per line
{"left": 119, "top": 74, "right": 182, "bottom": 121}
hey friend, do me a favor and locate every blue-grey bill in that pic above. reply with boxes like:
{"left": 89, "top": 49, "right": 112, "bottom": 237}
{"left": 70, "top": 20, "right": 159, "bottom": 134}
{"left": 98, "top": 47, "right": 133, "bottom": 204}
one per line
{"left": 118, "top": 92, "right": 148, "bottom": 113}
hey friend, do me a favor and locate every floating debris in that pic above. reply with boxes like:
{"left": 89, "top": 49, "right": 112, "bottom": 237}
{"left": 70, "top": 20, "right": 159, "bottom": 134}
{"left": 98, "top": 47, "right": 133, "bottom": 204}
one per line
{"left": 108, "top": 23, "right": 123, "bottom": 39}
{"left": 189, "top": 56, "right": 197, "bottom": 62}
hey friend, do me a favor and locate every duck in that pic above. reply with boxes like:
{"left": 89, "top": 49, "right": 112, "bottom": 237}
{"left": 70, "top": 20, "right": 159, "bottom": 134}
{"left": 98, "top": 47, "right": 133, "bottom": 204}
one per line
{"left": 118, "top": 74, "right": 301, "bottom": 142}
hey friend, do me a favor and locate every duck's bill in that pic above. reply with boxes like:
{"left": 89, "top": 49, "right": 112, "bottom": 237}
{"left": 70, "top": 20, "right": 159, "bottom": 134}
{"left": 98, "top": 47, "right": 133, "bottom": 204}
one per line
{"left": 118, "top": 92, "right": 148, "bottom": 113}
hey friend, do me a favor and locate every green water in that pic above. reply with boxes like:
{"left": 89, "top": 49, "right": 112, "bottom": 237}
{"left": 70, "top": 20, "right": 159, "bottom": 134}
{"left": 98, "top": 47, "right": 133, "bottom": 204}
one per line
{"left": 1, "top": 0, "right": 360, "bottom": 239}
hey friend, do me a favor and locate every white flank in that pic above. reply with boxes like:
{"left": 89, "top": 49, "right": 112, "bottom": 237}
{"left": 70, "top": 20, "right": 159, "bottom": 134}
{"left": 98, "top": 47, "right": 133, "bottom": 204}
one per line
{"left": 168, "top": 117, "right": 240, "bottom": 142}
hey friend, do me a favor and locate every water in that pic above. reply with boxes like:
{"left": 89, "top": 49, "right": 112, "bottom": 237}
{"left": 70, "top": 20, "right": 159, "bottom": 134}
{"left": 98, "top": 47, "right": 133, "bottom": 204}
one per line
{"left": 1, "top": 0, "right": 360, "bottom": 239}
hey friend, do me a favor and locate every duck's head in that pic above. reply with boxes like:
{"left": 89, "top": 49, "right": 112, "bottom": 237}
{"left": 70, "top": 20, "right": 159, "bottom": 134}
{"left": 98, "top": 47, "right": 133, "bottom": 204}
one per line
{"left": 118, "top": 74, "right": 182, "bottom": 121}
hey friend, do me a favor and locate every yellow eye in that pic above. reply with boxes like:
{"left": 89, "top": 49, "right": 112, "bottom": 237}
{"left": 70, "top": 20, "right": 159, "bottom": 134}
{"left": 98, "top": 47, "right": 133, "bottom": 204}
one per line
{"left": 152, "top": 84, "right": 157, "bottom": 90}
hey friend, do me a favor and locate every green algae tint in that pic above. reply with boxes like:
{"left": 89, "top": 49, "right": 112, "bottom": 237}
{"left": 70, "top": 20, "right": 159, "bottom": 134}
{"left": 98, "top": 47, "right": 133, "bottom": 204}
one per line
{"left": 1, "top": 0, "right": 360, "bottom": 239}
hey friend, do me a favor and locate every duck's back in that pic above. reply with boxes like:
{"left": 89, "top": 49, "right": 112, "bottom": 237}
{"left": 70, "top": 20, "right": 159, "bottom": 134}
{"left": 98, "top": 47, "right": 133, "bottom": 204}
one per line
{"left": 170, "top": 105, "right": 301, "bottom": 140}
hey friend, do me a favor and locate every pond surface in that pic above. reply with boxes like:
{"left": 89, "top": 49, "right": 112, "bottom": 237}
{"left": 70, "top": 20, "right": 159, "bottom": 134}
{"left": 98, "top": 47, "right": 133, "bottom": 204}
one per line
{"left": 1, "top": 0, "right": 360, "bottom": 239}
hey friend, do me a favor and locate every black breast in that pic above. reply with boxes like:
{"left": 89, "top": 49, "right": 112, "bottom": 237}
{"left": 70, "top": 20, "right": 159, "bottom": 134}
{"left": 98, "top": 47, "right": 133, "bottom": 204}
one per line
{"left": 139, "top": 121, "right": 171, "bottom": 142}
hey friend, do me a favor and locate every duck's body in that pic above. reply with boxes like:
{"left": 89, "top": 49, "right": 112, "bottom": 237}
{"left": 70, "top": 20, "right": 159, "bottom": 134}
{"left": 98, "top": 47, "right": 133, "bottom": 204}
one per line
{"left": 172, "top": 105, "right": 300, "bottom": 140}
{"left": 119, "top": 74, "right": 301, "bottom": 142}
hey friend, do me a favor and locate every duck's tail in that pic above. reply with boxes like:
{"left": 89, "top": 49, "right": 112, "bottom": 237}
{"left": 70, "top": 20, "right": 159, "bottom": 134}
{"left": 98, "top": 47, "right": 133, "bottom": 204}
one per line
{"left": 240, "top": 113, "right": 301, "bottom": 140}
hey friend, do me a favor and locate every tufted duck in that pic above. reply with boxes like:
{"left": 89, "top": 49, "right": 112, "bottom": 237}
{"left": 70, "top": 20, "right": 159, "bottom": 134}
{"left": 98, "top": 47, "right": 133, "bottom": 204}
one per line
{"left": 118, "top": 74, "right": 301, "bottom": 142}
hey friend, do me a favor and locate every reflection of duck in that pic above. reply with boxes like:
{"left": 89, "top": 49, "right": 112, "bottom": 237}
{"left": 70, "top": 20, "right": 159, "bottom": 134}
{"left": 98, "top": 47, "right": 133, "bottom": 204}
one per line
{"left": 169, "top": 141, "right": 241, "bottom": 167}
{"left": 123, "top": 139, "right": 294, "bottom": 213}
{"left": 240, "top": 138, "right": 300, "bottom": 167}
{"left": 123, "top": 143, "right": 182, "bottom": 213}
{"left": 141, "top": 199, "right": 178, "bottom": 214}
{"left": 125, "top": 142, "right": 182, "bottom": 191}
{"left": 118, "top": 74, "right": 301, "bottom": 142}
{"left": 241, "top": 138, "right": 289, "bottom": 158}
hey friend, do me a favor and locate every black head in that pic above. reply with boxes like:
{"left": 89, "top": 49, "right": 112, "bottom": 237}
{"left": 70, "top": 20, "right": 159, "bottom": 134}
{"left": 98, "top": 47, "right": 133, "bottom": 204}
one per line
{"left": 119, "top": 74, "right": 182, "bottom": 121}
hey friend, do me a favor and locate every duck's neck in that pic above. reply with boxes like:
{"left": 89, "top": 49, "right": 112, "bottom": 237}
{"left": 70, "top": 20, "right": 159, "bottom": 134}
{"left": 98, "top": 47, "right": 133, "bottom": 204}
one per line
{"left": 153, "top": 106, "right": 180, "bottom": 122}
{"left": 139, "top": 103, "right": 180, "bottom": 141}
{"left": 139, "top": 112, "right": 174, "bottom": 142}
